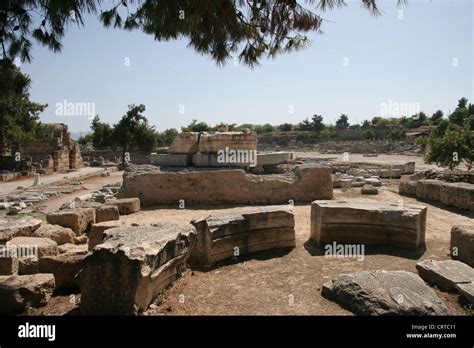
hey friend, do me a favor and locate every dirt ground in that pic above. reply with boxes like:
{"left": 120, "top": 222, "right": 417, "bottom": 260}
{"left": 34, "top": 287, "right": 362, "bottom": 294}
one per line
{"left": 31, "top": 175, "right": 473, "bottom": 316}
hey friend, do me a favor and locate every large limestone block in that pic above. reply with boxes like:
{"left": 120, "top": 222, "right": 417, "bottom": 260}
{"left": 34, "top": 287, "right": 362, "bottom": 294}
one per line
{"left": 167, "top": 132, "right": 199, "bottom": 154}
{"left": 7, "top": 237, "right": 58, "bottom": 258}
{"left": 108, "top": 198, "right": 140, "bottom": 215}
{"left": 310, "top": 201, "right": 427, "bottom": 249}
{"left": 39, "top": 252, "right": 85, "bottom": 290}
{"left": 0, "top": 255, "right": 18, "bottom": 275}
{"left": 46, "top": 208, "right": 95, "bottom": 235}
{"left": 95, "top": 205, "right": 120, "bottom": 223}
{"left": 399, "top": 181, "right": 417, "bottom": 196}
{"left": 33, "top": 224, "right": 76, "bottom": 245}
{"left": 198, "top": 131, "right": 257, "bottom": 153}
{"left": 0, "top": 219, "right": 42, "bottom": 243}
{"left": 416, "top": 259, "right": 474, "bottom": 291}
{"left": 450, "top": 225, "right": 474, "bottom": 267}
{"left": 150, "top": 153, "right": 191, "bottom": 167}
{"left": 118, "top": 165, "right": 333, "bottom": 206}
{"left": 190, "top": 207, "right": 295, "bottom": 266}
{"left": 78, "top": 223, "right": 196, "bottom": 315}
{"left": 416, "top": 180, "right": 474, "bottom": 210}
{"left": 0, "top": 274, "right": 55, "bottom": 314}
{"left": 88, "top": 220, "right": 128, "bottom": 250}
{"left": 322, "top": 270, "right": 448, "bottom": 316}
{"left": 257, "top": 152, "right": 294, "bottom": 166}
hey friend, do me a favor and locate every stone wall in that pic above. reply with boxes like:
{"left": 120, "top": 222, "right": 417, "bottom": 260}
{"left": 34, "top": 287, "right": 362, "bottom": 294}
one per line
{"left": 117, "top": 164, "right": 333, "bottom": 206}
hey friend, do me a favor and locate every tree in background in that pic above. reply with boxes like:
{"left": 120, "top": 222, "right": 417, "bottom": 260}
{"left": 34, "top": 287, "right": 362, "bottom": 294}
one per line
{"left": 157, "top": 128, "right": 178, "bottom": 147}
{"left": 449, "top": 98, "right": 469, "bottom": 126}
{"left": 90, "top": 116, "right": 113, "bottom": 149}
{"left": 430, "top": 110, "right": 444, "bottom": 125}
{"left": 112, "top": 104, "right": 157, "bottom": 163}
{"left": 424, "top": 125, "right": 473, "bottom": 170}
{"left": 1, "top": 0, "right": 388, "bottom": 67}
{"left": 77, "top": 133, "right": 93, "bottom": 145}
{"left": 335, "top": 114, "right": 350, "bottom": 130}
{"left": 278, "top": 123, "right": 293, "bottom": 132}
{"left": 181, "top": 119, "right": 211, "bottom": 132}
{"left": 254, "top": 123, "right": 274, "bottom": 134}
{"left": 0, "top": 59, "right": 45, "bottom": 154}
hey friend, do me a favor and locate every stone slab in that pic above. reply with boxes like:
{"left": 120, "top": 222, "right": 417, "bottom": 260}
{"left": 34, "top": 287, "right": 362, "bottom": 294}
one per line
{"left": 150, "top": 153, "right": 191, "bottom": 167}
{"left": 450, "top": 225, "right": 474, "bottom": 267}
{"left": 310, "top": 201, "right": 427, "bottom": 249}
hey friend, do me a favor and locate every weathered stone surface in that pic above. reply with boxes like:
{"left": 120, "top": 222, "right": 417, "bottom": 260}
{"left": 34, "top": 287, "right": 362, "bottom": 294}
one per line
{"left": 198, "top": 131, "right": 257, "bottom": 153}
{"left": 118, "top": 165, "right": 333, "bottom": 206}
{"left": 456, "top": 282, "right": 474, "bottom": 304}
{"left": 322, "top": 270, "right": 448, "bottom": 315}
{"left": 33, "top": 224, "right": 76, "bottom": 245}
{"left": 364, "top": 178, "right": 382, "bottom": 187}
{"left": 361, "top": 185, "right": 378, "bottom": 195}
{"left": 88, "top": 220, "right": 128, "bottom": 250}
{"left": 190, "top": 207, "right": 295, "bottom": 266}
{"left": 46, "top": 208, "right": 95, "bottom": 235}
{"left": 150, "top": 153, "right": 191, "bottom": 167}
{"left": 257, "top": 152, "right": 294, "bottom": 166}
{"left": 450, "top": 225, "right": 474, "bottom": 267}
{"left": 311, "top": 201, "right": 427, "bottom": 249}
{"left": 167, "top": 132, "right": 199, "bottom": 154}
{"left": 416, "top": 259, "right": 474, "bottom": 291}
{"left": 0, "top": 255, "right": 18, "bottom": 275}
{"left": 0, "top": 274, "right": 55, "bottom": 314}
{"left": 0, "top": 219, "right": 42, "bottom": 243}
{"left": 58, "top": 243, "right": 88, "bottom": 255}
{"left": 416, "top": 180, "right": 474, "bottom": 210}
{"left": 78, "top": 223, "right": 196, "bottom": 315}
{"left": 340, "top": 179, "right": 352, "bottom": 189}
{"left": 108, "top": 198, "right": 140, "bottom": 215}
{"left": 39, "top": 253, "right": 85, "bottom": 290}
{"left": 399, "top": 181, "right": 417, "bottom": 196}
{"left": 7, "top": 237, "right": 58, "bottom": 258}
{"left": 18, "top": 257, "right": 38, "bottom": 275}
{"left": 95, "top": 205, "right": 120, "bottom": 223}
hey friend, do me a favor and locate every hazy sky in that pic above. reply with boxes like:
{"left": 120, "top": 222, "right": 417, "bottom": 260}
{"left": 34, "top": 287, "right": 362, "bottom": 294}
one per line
{"left": 20, "top": 0, "right": 473, "bottom": 133}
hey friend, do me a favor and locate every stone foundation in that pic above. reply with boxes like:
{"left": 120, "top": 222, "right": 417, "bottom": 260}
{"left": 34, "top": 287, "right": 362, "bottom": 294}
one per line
{"left": 118, "top": 165, "right": 333, "bottom": 206}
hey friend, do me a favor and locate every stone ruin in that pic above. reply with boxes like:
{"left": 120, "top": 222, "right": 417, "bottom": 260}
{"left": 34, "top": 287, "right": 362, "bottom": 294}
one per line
{"left": 121, "top": 127, "right": 333, "bottom": 206}
{"left": 0, "top": 123, "right": 83, "bottom": 181}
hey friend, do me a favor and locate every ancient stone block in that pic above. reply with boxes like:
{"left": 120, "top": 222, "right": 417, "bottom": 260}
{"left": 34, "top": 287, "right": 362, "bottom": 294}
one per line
{"left": 399, "top": 181, "right": 417, "bottom": 196}
{"left": 190, "top": 207, "right": 295, "bottom": 266}
{"left": 167, "top": 132, "right": 199, "bottom": 154}
{"left": 0, "top": 274, "right": 55, "bottom": 314}
{"left": 95, "top": 205, "right": 120, "bottom": 223}
{"left": 416, "top": 259, "right": 474, "bottom": 291}
{"left": 46, "top": 208, "right": 95, "bottom": 235}
{"left": 108, "top": 198, "right": 140, "bottom": 215}
{"left": 310, "top": 201, "right": 427, "bottom": 249}
{"left": 7, "top": 237, "right": 58, "bottom": 258}
{"left": 118, "top": 165, "right": 333, "bottom": 206}
{"left": 256, "top": 152, "right": 294, "bottom": 166}
{"left": 33, "top": 224, "right": 76, "bottom": 245}
{"left": 88, "top": 220, "right": 128, "bottom": 250}
{"left": 322, "top": 270, "right": 448, "bottom": 315}
{"left": 0, "top": 255, "right": 18, "bottom": 275}
{"left": 150, "top": 153, "right": 191, "bottom": 167}
{"left": 39, "top": 252, "right": 85, "bottom": 290}
{"left": 416, "top": 180, "right": 474, "bottom": 210}
{"left": 198, "top": 131, "right": 257, "bottom": 153}
{"left": 78, "top": 223, "right": 196, "bottom": 315}
{"left": 0, "top": 219, "right": 42, "bottom": 244}
{"left": 450, "top": 225, "right": 474, "bottom": 267}
{"left": 361, "top": 185, "right": 378, "bottom": 194}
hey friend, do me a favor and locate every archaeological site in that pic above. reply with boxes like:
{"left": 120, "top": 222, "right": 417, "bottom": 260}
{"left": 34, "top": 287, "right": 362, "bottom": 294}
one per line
{"left": 0, "top": 0, "right": 473, "bottom": 345}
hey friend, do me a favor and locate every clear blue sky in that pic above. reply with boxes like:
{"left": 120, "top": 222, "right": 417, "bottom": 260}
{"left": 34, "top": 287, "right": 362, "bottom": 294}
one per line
{"left": 21, "top": 0, "right": 473, "bottom": 133}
